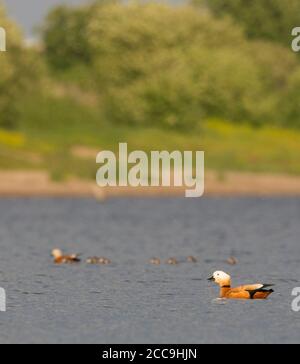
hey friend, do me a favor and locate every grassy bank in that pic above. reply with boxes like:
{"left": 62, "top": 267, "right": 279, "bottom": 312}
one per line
{"left": 0, "top": 94, "right": 299, "bottom": 181}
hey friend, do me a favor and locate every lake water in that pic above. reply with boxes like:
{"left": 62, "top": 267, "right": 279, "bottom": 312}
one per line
{"left": 0, "top": 197, "right": 299, "bottom": 344}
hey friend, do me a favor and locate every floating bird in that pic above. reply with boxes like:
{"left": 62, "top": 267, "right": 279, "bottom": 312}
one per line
{"left": 149, "top": 258, "right": 161, "bottom": 265}
{"left": 166, "top": 258, "right": 178, "bottom": 265}
{"left": 51, "top": 249, "right": 81, "bottom": 264}
{"left": 227, "top": 256, "right": 238, "bottom": 265}
{"left": 86, "top": 257, "right": 111, "bottom": 265}
{"left": 187, "top": 256, "right": 198, "bottom": 263}
{"left": 208, "top": 271, "right": 274, "bottom": 300}
{"left": 98, "top": 257, "right": 111, "bottom": 265}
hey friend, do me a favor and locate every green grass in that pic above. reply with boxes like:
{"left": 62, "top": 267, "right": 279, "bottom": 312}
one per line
{"left": 1, "top": 94, "right": 300, "bottom": 180}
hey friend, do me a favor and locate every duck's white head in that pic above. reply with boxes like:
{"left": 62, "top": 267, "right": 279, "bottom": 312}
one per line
{"left": 208, "top": 271, "right": 231, "bottom": 286}
{"left": 52, "top": 249, "right": 63, "bottom": 259}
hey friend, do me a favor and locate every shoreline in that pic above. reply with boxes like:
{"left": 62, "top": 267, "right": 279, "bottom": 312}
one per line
{"left": 0, "top": 170, "right": 300, "bottom": 198}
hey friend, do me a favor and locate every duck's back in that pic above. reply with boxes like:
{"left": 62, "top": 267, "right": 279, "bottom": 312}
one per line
{"left": 225, "top": 284, "right": 274, "bottom": 300}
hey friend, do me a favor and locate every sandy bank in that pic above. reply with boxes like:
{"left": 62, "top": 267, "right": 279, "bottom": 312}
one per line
{"left": 0, "top": 170, "right": 300, "bottom": 198}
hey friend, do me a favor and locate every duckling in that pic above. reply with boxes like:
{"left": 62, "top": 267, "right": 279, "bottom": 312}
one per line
{"left": 227, "top": 256, "right": 238, "bottom": 265}
{"left": 187, "top": 256, "right": 198, "bottom": 263}
{"left": 149, "top": 258, "right": 161, "bottom": 265}
{"left": 86, "top": 257, "right": 99, "bottom": 264}
{"left": 208, "top": 271, "right": 274, "bottom": 300}
{"left": 99, "top": 257, "right": 111, "bottom": 265}
{"left": 166, "top": 258, "right": 178, "bottom": 265}
{"left": 86, "top": 257, "right": 111, "bottom": 265}
{"left": 51, "top": 249, "right": 81, "bottom": 264}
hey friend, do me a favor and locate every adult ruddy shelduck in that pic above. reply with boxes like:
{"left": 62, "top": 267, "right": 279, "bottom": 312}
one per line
{"left": 51, "top": 249, "right": 81, "bottom": 264}
{"left": 208, "top": 271, "right": 274, "bottom": 300}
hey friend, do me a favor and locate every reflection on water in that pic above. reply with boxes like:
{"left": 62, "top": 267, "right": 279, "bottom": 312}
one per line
{"left": 0, "top": 197, "right": 300, "bottom": 343}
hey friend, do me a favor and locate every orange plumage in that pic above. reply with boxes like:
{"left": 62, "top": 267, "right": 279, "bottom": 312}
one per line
{"left": 52, "top": 249, "right": 81, "bottom": 264}
{"left": 208, "top": 271, "right": 274, "bottom": 300}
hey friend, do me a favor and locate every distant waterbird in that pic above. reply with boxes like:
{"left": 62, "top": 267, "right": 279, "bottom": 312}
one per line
{"left": 51, "top": 249, "right": 81, "bottom": 264}
{"left": 227, "top": 256, "right": 238, "bottom": 265}
{"left": 149, "top": 258, "right": 161, "bottom": 265}
{"left": 166, "top": 258, "right": 179, "bottom": 265}
{"left": 86, "top": 257, "right": 111, "bottom": 265}
{"left": 187, "top": 256, "right": 198, "bottom": 263}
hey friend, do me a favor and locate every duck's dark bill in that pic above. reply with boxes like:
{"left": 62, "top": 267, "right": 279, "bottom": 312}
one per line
{"left": 208, "top": 276, "right": 215, "bottom": 281}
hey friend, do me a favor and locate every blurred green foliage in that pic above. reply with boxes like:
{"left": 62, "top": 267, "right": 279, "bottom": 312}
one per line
{"left": 42, "top": 4, "right": 92, "bottom": 69}
{"left": 7, "top": 94, "right": 300, "bottom": 178}
{"left": 41, "top": 1, "right": 300, "bottom": 129}
{"left": 195, "top": 0, "right": 300, "bottom": 46}
{"left": 1, "top": 1, "right": 300, "bottom": 178}
{"left": 0, "top": 5, "right": 43, "bottom": 129}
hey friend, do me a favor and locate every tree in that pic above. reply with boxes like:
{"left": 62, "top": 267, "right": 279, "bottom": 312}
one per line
{"left": 194, "top": 0, "right": 300, "bottom": 47}
{"left": 0, "top": 5, "right": 43, "bottom": 129}
{"left": 42, "top": 5, "right": 93, "bottom": 69}
{"left": 42, "top": 2, "right": 300, "bottom": 128}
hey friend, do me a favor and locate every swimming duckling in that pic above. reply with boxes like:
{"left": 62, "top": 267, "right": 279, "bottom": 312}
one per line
{"left": 227, "top": 256, "right": 238, "bottom": 265}
{"left": 166, "top": 258, "right": 178, "bottom": 265}
{"left": 51, "top": 249, "right": 81, "bottom": 264}
{"left": 86, "top": 257, "right": 99, "bottom": 264}
{"left": 99, "top": 257, "right": 111, "bottom": 265}
{"left": 149, "top": 258, "right": 161, "bottom": 265}
{"left": 208, "top": 271, "right": 274, "bottom": 300}
{"left": 86, "top": 257, "right": 111, "bottom": 265}
{"left": 187, "top": 256, "right": 198, "bottom": 263}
